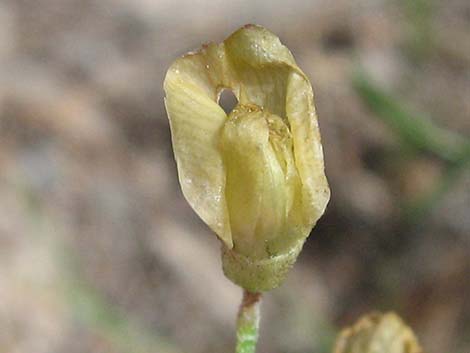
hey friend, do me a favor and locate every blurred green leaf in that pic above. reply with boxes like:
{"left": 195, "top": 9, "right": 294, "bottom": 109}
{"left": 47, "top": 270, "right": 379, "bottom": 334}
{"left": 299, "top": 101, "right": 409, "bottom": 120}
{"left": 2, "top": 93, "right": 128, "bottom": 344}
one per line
{"left": 353, "top": 73, "right": 470, "bottom": 222}
{"left": 353, "top": 73, "right": 470, "bottom": 164}
{"left": 61, "top": 272, "right": 181, "bottom": 353}
{"left": 60, "top": 252, "right": 182, "bottom": 353}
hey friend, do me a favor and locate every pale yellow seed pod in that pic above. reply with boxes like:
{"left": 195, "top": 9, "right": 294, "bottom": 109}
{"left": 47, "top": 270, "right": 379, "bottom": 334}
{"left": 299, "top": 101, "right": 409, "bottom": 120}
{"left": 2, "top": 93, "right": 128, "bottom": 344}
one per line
{"left": 334, "top": 312, "right": 423, "bottom": 353}
{"left": 164, "top": 25, "right": 329, "bottom": 292}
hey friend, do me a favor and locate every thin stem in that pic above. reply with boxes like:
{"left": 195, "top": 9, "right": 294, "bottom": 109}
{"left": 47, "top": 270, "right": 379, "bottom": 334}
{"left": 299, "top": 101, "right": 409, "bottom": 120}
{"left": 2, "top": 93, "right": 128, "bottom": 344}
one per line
{"left": 236, "top": 290, "right": 262, "bottom": 353}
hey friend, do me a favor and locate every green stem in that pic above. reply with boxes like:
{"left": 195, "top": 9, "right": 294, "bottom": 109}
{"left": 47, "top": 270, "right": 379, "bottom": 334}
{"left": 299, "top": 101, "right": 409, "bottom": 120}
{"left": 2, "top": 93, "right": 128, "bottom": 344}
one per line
{"left": 236, "top": 290, "right": 262, "bottom": 353}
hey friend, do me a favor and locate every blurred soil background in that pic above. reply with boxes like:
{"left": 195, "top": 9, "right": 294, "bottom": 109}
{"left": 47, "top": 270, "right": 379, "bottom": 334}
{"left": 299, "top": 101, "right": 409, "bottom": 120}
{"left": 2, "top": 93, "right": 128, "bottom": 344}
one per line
{"left": 0, "top": 0, "right": 469, "bottom": 352}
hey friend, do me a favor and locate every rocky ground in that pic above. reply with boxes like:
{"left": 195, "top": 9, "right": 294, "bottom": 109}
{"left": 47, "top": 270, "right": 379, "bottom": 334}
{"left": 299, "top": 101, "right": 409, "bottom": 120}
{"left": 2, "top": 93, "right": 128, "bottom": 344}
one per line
{"left": 0, "top": 1, "right": 469, "bottom": 352}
